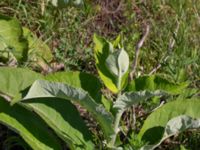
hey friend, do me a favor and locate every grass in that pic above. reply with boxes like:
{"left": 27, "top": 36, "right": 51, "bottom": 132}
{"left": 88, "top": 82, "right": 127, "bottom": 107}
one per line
{"left": 0, "top": 0, "right": 200, "bottom": 149}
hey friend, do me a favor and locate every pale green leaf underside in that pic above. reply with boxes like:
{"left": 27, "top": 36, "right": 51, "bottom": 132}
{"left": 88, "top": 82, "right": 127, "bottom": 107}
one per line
{"left": 114, "top": 90, "right": 164, "bottom": 113}
{"left": 45, "top": 71, "right": 102, "bottom": 103}
{"left": 23, "top": 97, "right": 94, "bottom": 150}
{"left": 19, "top": 80, "right": 114, "bottom": 141}
{"left": 106, "top": 48, "right": 129, "bottom": 77}
{"left": 139, "top": 99, "right": 200, "bottom": 144}
{"left": 141, "top": 115, "right": 200, "bottom": 150}
{"left": 117, "top": 48, "right": 129, "bottom": 77}
{"left": 105, "top": 48, "right": 129, "bottom": 90}
{"left": 0, "top": 97, "right": 61, "bottom": 150}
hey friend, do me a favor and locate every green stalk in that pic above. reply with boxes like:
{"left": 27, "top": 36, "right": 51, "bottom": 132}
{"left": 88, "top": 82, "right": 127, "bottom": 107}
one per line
{"left": 108, "top": 111, "right": 123, "bottom": 148}
{"left": 108, "top": 67, "right": 124, "bottom": 147}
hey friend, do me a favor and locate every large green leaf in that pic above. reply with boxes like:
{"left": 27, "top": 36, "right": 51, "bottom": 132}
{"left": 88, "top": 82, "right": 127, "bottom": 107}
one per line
{"left": 45, "top": 71, "right": 102, "bottom": 103}
{"left": 46, "top": 71, "right": 112, "bottom": 110}
{"left": 126, "top": 75, "right": 188, "bottom": 94}
{"left": 22, "top": 97, "right": 94, "bottom": 150}
{"left": 93, "top": 34, "right": 129, "bottom": 93}
{"left": 23, "top": 28, "right": 53, "bottom": 68}
{"left": 0, "top": 15, "right": 28, "bottom": 62}
{"left": 141, "top": 115, "right": 200, "bottom": 150}
{"left": 0, "top": 67, "right": 42, "bottom": 100}
{"left": 49, "top": 0, "right": 84, "bottom": 7}
{"left": 139, "top": 98, "right": 200, "bottom": 144}
{"left": 113, "top": 90, "right": 164, "bottom": 113}
{"left": 0, "top": 97, "right": 61, "bottom": 150}
{"left": 16, "top": 80, "right": 114, "bottom": 141}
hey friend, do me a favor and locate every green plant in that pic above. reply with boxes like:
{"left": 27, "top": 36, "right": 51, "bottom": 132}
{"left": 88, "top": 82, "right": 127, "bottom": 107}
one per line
{"left": 0, "top": 35, "right": 199, "bottom": 150}
{"left": 0, "top": 14, "right": 53, "bottom": 71}
{"left": 0, "top": 14, "right": 28, "bottom": 63}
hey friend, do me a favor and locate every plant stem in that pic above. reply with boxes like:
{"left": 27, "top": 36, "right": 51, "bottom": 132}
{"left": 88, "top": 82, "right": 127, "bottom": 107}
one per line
{"left": 109, "top": 111, "right": 123, "bottom": 147}
{"left": 109, "top": 72, "right": 123, "bottom": 147}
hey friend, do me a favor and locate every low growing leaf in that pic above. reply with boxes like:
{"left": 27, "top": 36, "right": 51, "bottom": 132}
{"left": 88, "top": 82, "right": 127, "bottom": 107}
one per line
{"left": 45, "top": 71, "right": 102, "bottom": 103}
{"left": 126, "top": 75, "right": 188, "bottom": 94}
{"left": 0, "top": 67, "right": 42, "bottom": 100}
{"left": 141, "top": 115, "right": 200, "bottom": 150}
{"left": 16, "top": 80, "right": 114, "bottom": 141}
{"left": 0, "top": 97, "right": 61, "bottom": 150}
{"left": 139, "top": 98, "right": 200, "bottom": 144}
{"left": 22, "top": 97, "right": 94, "bottom": 150}
{"left": 113, "top": 90, "right": 164, "bottom": 113}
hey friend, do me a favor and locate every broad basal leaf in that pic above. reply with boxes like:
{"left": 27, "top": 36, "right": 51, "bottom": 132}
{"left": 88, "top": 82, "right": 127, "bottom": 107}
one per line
{"left": 0, "top": 97, "right": 61, "bottom": 150}
{"left": 0, "top": 67, "right": 42, "bottom": 100}
{"left": 45, "top": 71, "right": 102, "bottom": 103}
{"left": 114, "top": 90, "right": 164, "bottom": 113}
{"left": 126, "top": 74, "right": 188, "bottom": 94}
{"left": 16, "top": 80, "right": 114, "bottom": 141}
{"left": 93, "top": 34, "right": 129, "bottom": 93}
{"left": 46, "top": 71, "right": 111, "bottom": 110}
{"left": 22, "top": 97, "right": 94, "bottom": 150}
{"left": 139, "top": 98, "right": 200, "bottom": 144}
{"left": 0, "top": 14, "right": 28, "bottom": 62}
{"left": 141, "top": 115, "right": 200, "bottom": 150}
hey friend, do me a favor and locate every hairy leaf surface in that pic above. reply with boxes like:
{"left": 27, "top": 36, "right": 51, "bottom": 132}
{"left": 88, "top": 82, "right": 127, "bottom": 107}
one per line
{"left": 18, "top": 80, "right": 114, "bottom": 141}
{"left": 45, "top": 71, "right": 102, "bottom": 103}
{"left": 141, "top": 115, "right": 200, "bottom": 150}
{"left": 114, "top": 90, "right": 164, "bottom": 113}
{"left": 106, "top": 48, "right": 129, "bottom": 90}
{"left": 139, "top": 99, "right": 200, "bottom": 144}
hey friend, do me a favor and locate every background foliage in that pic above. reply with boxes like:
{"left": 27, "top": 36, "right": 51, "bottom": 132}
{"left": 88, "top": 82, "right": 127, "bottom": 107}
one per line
{"left": 0, "top": 0, "right": 200, "bottom": 149}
